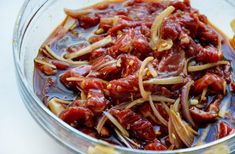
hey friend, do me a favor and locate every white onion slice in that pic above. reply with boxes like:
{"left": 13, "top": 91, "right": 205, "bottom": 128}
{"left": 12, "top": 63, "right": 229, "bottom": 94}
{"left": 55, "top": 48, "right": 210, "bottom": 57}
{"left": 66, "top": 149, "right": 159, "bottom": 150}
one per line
{"left": 65, "top": 35, "right": 112, "bottom": 59}
{"left": 144, "top": 76, "right": 184, "bottom": 85}
{"left": 103, "top": 112, "right": 129, "bottom": 137}
{"left": 149, "top": 95, "right": 168, "bottom": 126}
{"left": 44, "top": 45, "right": 88, "bottom": 66}
{"left": 188, "top": 61, "right": 229, "bottom": 72}
{"left": 149, "top": 6, "right": 175, "bottom": 51}
{"left": 138, "top": 57, "right": 154, "bottom": 99}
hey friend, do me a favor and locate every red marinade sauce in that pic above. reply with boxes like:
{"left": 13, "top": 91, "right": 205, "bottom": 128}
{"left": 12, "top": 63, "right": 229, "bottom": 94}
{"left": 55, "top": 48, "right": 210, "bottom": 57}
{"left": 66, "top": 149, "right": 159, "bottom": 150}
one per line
{"left": 34, "top": 0, "right": 235, "bottom": 150}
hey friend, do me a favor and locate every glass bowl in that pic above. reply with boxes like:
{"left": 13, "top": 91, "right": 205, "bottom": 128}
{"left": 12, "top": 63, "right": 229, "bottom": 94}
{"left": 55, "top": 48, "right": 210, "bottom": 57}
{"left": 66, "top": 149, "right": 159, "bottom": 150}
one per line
{"left": 13, "top": 0, "right": 235, "bottom": 153}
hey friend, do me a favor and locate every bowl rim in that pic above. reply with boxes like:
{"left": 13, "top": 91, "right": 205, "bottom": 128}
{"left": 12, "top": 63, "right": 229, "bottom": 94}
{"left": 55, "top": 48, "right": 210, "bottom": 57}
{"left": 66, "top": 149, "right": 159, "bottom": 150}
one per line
{"left": 12, "top": 0, "right": 235, "bottom": 153}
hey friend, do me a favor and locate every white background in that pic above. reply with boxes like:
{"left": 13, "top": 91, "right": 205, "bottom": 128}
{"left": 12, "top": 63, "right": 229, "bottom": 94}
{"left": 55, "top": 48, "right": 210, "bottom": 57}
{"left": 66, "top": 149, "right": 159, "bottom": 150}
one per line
{"left": 0, "top": 0, "right": 234, "bottom": 154}
{"left": 0, "top": 1, "right": 68, "bottom": 154}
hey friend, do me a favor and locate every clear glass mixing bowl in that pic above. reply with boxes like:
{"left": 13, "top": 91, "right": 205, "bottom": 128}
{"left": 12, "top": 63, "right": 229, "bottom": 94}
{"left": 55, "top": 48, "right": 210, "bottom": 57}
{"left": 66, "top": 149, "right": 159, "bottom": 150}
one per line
{"left": 13, "top": 0, "right": 235, "bottom": 153}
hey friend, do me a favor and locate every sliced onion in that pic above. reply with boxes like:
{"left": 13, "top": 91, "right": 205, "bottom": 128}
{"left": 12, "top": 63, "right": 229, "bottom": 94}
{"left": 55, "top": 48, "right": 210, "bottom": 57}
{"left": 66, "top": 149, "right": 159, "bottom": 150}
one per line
{"left": 51, "top": 97, "right": 72, "bottom": 105}
{"left": 168, "top": 145, "right": 175, "bottom": 150}
{"left": 139, "top": 57, "right": 154, "bottom": 99}
{"left": 157, "top": 39, "right": 173, "bottom": 52}
{"left": 181, "top": 80, "right": 195, "bottom": 127}
{"left": 190, "top": 99, "right": 199, "bottom": 105}
{"left": 183, "top": 57, "right": 195, "bottom": 75}
{"left": 100, "top": 17, "right": 114, "bottom": 25}
{"left": 65, "top": 35, "right": 112, "bottom": 59}
{"left": 183, "top": 121, "right": 198, "bottom": 136}
{"left": 44, "top": 45, "right": 88, "bottom": 66}
{"left": 114, "top": 129, "right": 132, "bottom": 148}
{"left": 188, "top": 61, "right": 229, "bottom": 72}
{"left": 80, "top": 90, "right": 87, "bottom": 100}
{"left": 149, "top": 6, "right": 175, "bottom": 51}
{"left": 168, "top": 115, "right": 183, "bottom": 149}
{"left": 161, "top": 101, "right": 170, "bottom": 114}
{"left": 123, "top": 136, "right": 141, "bottom": 149}
{"left": 66, "top": 77, "right": 85, "bottom": 82}
{"left": 64, "top": 8, "right": 92, "bottom": 18}
{"left": 48, "top": 97, "right": 69, "bottom": 116}
{"left": 34, "top": 58, "right": 56, "bottom": 69}
{"left": 95, "top": 28, "right": 105, "bottom": 35}
{"left": 169, "top": 108, "right": 195, "bottom": 147}
{"left": 151, "top": 95, "right": 176, "bottom": 103}
{"left": 94, "top": 60, "right": 117, "bottom": 71}
{"left": 200, "top": 88, "right": 207, "bottom": 102}
{"left": 100, "top": 16, "right": 120, "bottom": 26}
{"left": 223, "top": 81, "right": 227, "bottom": 95}
{"left": 125, "top": 98, "right": 147, "bottom": 109}
{"left": 144, "top": 76, "right": 184, "bottom": 85}
{"left": 96, "top": 114, "right": 108, "bottom": 134}
{"left": 149, "top": 95, "right": 168, "bottom": 126}
{"left": 103, "top": 112, "right": 129, "bottom": 137}
{"left": 147, "top": 63, "right": 158, "bottom": 77}
{"left": 173, "top": 98, "right": 180, "bottom": 112}
{"left": 125, "top": 95, "right": 174, "bottom": 109}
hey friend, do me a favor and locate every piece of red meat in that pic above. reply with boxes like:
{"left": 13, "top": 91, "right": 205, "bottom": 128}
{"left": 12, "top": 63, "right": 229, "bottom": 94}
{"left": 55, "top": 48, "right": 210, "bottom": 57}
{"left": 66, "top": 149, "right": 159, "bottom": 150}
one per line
{"left": 111, "top": 108, "right": 156, "bottom": 141}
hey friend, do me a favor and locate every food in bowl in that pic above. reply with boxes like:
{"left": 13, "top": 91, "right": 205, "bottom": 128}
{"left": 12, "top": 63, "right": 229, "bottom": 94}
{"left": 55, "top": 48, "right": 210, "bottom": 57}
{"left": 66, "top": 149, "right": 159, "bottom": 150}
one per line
{"left": 33, "top": 0, "right": 235, "bottom": 150}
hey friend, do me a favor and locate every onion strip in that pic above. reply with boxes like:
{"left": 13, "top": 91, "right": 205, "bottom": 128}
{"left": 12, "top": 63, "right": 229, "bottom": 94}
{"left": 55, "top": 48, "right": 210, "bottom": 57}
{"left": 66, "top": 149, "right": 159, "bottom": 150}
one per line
{"left": 183, "top": 121, "right": 198, "bottom": 135}
{"left": 44, "top": 45, "right": 88, "bottom": 66}
{"left": 80, "top": 90, "right": 87, "bottom": 100}
{"left": 188, "top": 61, "right": 229, "bottom": 72}
{"left": 114, "top": 129, "right": 132, "bottom": 148}
{"left": 125, "top": 98, "right": 147, "bottom": 109}
{"left": 149, "top": 6, "right": 175, "bottom": 51}
{"left": 151, "top": 95, "right": 175, "bottom": 103}
{"left": 173, "top": 98, "right": 180, "bottom": 112}
{"left": 169, "top": 108, "right": 194, "bottom": 147}
{"left": 144, "top": 76, "right": 184, "bottom": 85}
{"left": 161, "top": 101, "right": 170, "bottom": 114}
{"left": 149, "top": 95, "right": 168, "bottom": 126}
{"left": 139, "top": 57, "right": 154, "bottom": 99}
{"left": 123, "top": 136, "right": 141, "bottom": 148}
{"left": 64, "top": 8, "right": 92, "bottom": 18}
{"left": 168, "top": 116, "right": 182, "bottom": 149}
{"left": 34, "top": 59, "right": 56, "bottom": 69}
{"left": 181, "top": 80, "right": 195, "bottom": 127}
{"left": 48, "top": 97, "right": 69, "bottom": 116}
{"left": 51, "top": 97, "right": 72, "bottom": 105}
{"left": 103, "top": 112, "right": 129, "bottom": 137}
{"left": 190, "top": 99, "right": 199, "bottom": 105}
{"left": 126, "top": 95, "right": 174, "bottom": 109}
{"left": 147, "top": 63, "right": 158, "bottom": 77}
{"left": 96, "top": 114, "right": 108, "bottom": 134}
{"left": 65, "top": 35, "right": 112, "bottom": 59}
{"left": 183, "top": 57, "right": 195, "bottom": 75}
{"left": 94, "top": 60, "right": 117, "bottom": 71}
{"left": 66, "top": 77, "right": 85, "bottom": 82}
{"left": 200, "top": 88, "right": 207, "bottom": 102}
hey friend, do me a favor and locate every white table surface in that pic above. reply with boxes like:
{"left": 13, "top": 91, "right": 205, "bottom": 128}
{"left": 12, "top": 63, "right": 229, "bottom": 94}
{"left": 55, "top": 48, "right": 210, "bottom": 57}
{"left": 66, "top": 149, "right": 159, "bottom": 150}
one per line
{"left": 0, "top": 0, "right": 234, "bottom": 154}
{"left": 0, "top": 1, "right": 68, "bottom": 154}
